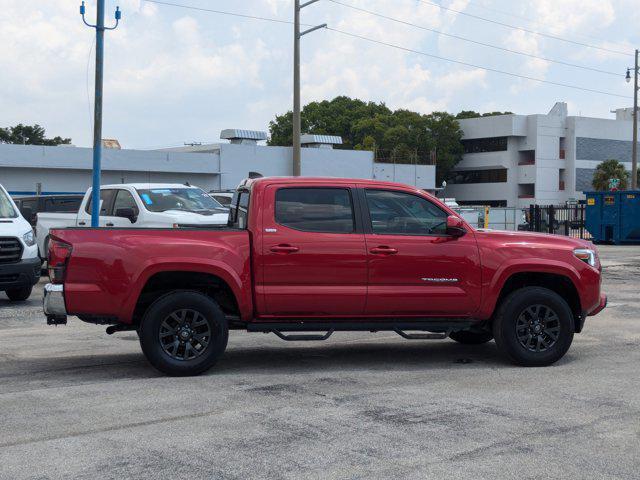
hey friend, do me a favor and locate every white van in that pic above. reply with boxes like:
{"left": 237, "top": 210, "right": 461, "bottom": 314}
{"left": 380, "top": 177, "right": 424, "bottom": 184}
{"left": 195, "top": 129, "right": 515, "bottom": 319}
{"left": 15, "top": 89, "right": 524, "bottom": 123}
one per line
{"left": 0, "top": 184, "right": 40, "bottom": 301}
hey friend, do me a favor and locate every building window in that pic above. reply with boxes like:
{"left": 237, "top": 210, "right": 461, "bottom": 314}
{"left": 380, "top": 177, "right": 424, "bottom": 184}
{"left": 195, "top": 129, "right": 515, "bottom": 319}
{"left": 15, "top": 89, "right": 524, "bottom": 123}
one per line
{"left": 450, "top": 169, "right": 508, "bottom": 184}
{"left": 461, "top": 137, "right": 508, "bottom": 154}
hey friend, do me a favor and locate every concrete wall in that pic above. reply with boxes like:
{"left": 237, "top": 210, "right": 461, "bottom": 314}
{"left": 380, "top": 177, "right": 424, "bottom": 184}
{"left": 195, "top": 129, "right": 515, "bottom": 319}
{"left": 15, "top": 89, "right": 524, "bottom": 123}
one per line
{"left": 0, "top": 144, "right": 221, "bottom": 195}
{"left": 0, "top": 142, "right": 436, "bottom": 196}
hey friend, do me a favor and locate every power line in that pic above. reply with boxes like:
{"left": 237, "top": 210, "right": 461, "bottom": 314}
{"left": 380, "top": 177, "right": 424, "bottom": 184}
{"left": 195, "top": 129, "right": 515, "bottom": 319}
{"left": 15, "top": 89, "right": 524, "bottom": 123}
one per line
{"left": 143, "top": 0, "right": 630, "bottom": 98}
{"left": 463, "top": 0, "right": 631, "bottom": 51}
{"left": 327, "top": 27, "right": 630, "bottom": 99}
{"left": 415, "top": 0, "right": 632, "bottom": 57}
{"left": 144, "top": 0, "right": 300, "bottom": 26}
{"left": 329, "top": 0, "right": 620, "bottom": 77}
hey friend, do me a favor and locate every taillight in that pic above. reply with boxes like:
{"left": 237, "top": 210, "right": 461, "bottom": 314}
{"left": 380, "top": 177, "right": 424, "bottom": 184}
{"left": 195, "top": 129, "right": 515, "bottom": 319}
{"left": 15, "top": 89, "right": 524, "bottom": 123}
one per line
{"left": 48, "top": 238, "right": 73, "bottom": 284}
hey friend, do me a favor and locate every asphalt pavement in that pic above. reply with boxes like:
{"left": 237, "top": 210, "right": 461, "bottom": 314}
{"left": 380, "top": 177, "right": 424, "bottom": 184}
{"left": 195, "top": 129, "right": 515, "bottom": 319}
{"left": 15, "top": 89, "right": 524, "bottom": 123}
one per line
{"left": 0, "top": 245, "right": 638, "bottom": 479}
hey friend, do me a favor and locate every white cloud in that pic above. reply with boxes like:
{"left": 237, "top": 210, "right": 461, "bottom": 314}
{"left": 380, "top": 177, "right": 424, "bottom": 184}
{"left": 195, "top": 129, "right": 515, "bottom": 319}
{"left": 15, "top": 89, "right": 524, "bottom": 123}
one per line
{"left": 529, "top": 0, "right": 615, "bottom": 34}
{"left": 0, "top": 0, "right": 635, "bottom": 148}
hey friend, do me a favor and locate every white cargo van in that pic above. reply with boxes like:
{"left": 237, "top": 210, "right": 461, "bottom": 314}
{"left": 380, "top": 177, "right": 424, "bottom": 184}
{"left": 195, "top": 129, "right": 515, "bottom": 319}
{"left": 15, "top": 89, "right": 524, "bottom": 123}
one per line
{"left": 0, "top": 184, "right": 40, "bottom": 301}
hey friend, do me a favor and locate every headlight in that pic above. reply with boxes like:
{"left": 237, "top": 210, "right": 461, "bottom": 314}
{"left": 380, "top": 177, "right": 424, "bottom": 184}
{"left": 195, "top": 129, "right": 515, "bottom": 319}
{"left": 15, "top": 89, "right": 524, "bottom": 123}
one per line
{"left": 574, "top": 248, "right": 596, "bottom": 267}
{"left": 22, "top": 229, "right": 36, "bottom": 247}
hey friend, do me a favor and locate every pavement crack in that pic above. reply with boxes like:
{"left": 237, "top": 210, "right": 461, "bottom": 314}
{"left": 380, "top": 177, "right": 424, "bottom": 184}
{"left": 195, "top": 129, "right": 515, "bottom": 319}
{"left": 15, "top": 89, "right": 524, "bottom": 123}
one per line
{"left": 447, "top": 412, "right": 632, "bottom": 462}
{"left": 0, "top": 409, "right": 226, "bottom": 450}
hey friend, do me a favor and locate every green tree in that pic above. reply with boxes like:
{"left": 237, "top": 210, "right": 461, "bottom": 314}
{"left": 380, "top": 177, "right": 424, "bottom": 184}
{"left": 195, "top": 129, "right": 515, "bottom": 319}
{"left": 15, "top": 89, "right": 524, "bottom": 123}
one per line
{"left": 455, "top": 110, "right": 513, "bottom": 119}
{"left": 592, "top": 159, "right": 629, "bottom": 191}
{"left": 268, "top": 96, "right": 464, "bottom": 182}
{"left": 427, "top": 111, "right": 464, "bottom": 183}
{"left": 268, "top": 96, "right": 391, "bottom": 149}
{"left": 0, "top": 124, "right": 71, "bottom": 146}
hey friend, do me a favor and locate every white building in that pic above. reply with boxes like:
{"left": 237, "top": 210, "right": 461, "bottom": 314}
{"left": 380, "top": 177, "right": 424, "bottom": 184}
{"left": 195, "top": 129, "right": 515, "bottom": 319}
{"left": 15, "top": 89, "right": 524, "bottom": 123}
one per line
{"left": 0, "top": 130, "right": 435, "bottom": 196}
{"left": 446, "top": 103, "right": 638, "bottom": 207}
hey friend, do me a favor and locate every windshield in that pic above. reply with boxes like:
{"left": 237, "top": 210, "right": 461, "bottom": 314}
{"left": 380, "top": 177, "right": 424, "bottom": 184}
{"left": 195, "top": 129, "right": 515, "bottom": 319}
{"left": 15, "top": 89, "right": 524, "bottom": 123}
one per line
{"left": 0, "top": 188, "right": 17, "bottom": 219}
{"left": 136, "top": 188, "right": 224, "bottom": 214}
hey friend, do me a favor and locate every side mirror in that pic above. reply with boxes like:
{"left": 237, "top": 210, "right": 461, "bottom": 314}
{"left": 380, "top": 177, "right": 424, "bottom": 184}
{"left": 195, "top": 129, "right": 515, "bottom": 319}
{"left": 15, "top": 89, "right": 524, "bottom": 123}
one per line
{"left": 115, "top": 207, "right": 137, "bottom": 223}
{"left": 20, "top": 206, "right": 34, "bottom": 224}
{"left": 446, "top": 215, "right": 466, "bottom": 237}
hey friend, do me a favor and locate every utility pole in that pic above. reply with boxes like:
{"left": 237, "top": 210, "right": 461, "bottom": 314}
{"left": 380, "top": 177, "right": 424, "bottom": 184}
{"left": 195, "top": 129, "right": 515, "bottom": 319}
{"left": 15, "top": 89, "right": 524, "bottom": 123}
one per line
{"left": 80, "top": 1, "right": 121, "bottom": 227}
{"left": 627, "top": 49, "right": 639, "bottom": 190}
{"left": 293, "top": 0, "right": 326, "bottom": 176}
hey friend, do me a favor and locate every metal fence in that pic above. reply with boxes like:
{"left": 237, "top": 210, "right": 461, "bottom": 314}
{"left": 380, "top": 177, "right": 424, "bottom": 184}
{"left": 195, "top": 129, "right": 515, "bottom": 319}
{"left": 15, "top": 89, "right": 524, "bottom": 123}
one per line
{"left": 527, "top": 204, "right": 591, "bottom": 240}
{"left": 450, "top": 204, "right": 591, "bottom": 240}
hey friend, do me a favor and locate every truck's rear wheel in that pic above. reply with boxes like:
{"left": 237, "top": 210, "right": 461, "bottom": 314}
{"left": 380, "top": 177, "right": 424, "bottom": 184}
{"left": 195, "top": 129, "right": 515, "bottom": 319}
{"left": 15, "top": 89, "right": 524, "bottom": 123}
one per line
{"left": 139, "top": 291, "right": 228, "bottom": 376}
{"left": 493, "top": 287, "right": 574, "bottom": 366}
{"left": 5, "top": 286, "right": 33, "bottom": 302}
{"left": 449, "top": 330, "right": 493, "bottom": 345}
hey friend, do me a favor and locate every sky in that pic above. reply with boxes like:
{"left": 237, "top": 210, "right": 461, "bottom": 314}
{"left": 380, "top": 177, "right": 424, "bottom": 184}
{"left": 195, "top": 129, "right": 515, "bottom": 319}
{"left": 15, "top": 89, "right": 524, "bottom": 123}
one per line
{"left": 1, "top": 0, "right": 639, "bottom": 149}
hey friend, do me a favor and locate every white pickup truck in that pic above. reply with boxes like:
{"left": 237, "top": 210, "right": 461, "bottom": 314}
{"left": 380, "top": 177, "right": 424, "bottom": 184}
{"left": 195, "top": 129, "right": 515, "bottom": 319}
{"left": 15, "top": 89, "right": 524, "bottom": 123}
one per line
{"left": 36, "top": 183, "right": 228, "bottom": 258}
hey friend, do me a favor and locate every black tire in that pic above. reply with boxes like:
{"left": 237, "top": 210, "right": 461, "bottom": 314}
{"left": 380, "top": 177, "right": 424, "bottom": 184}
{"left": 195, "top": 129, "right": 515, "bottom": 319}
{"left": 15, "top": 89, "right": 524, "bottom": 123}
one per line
{"left": 450, "top": 330, "right": 493, "bottom": 345}
{"left": 493, "top": 287, "right": 574, "bottom": 367}
{"left": 139, "top": 291, "right": 228, "bottom": 376}
{"left": 5, "top": 286, "right": 33, "bottom": 302}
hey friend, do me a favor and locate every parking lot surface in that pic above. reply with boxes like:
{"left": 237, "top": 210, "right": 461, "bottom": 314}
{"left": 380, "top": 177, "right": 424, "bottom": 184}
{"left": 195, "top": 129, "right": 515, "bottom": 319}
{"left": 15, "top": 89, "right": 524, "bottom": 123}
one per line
{"left": 0, "top": 245, "right": 639, "bottom": 479}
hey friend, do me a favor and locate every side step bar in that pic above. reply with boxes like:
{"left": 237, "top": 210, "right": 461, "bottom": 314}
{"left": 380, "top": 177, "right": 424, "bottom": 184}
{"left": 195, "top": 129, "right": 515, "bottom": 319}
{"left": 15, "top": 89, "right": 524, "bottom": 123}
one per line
{"left": 272, "top": 329, "right": 334, "bottom": 342}
{"left": 394, "top": 328, "right": 449, "bottom": 340}
{"left": 246, "top": 321, "right": 470, "bottom": 342}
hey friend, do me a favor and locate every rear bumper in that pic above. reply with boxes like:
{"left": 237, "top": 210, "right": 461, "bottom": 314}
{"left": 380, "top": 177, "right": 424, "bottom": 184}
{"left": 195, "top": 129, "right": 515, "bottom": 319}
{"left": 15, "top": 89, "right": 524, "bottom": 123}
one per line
{"left": 0, "top": 257, "right": 41, "bottom": 290}
{"left": 43, "top": 283, "right": 68, "bottom": 324}
{"left": 588, "top": 293, "right": 607, "bottom": 317}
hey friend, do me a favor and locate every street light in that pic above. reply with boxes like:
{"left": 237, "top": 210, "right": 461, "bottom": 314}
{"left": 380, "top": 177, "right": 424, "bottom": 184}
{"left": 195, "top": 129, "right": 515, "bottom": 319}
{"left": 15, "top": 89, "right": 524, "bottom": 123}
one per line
{"left": 626, "top": 50, "right": 638, "bottom": 190}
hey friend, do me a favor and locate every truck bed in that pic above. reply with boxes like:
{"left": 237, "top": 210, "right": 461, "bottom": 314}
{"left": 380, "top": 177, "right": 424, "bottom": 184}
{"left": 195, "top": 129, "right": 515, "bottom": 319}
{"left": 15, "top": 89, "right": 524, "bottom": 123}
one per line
{"left": 52, "top": 228, "right": 252, "bottom": 323}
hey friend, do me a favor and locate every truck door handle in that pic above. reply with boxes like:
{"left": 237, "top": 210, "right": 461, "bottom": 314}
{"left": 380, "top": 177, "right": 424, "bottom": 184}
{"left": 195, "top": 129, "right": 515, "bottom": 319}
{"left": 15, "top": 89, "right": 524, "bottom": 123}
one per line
{"left": 270, "top": 244, "right": 299, "bottom": 253}
{"left": 106, "top": 222, "right": 114, "bottom": 227}
{"left": 78, "top": 221, "right": 86, "bottom": 226}
{"left": 370, "top": 246, "right": 398, "bottom": 255}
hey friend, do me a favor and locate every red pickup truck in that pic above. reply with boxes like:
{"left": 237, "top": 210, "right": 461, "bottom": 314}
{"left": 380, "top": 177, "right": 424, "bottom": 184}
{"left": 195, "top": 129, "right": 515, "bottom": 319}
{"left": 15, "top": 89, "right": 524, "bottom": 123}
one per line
{"left": 43, "top": 177, "right": 606, "bottom": 375}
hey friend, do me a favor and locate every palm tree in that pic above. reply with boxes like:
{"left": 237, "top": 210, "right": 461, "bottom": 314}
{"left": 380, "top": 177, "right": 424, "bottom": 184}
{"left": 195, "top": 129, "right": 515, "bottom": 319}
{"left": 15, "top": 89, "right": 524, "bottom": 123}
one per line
{"left": 592, "top": 159, "right": 629, "bottom": 191}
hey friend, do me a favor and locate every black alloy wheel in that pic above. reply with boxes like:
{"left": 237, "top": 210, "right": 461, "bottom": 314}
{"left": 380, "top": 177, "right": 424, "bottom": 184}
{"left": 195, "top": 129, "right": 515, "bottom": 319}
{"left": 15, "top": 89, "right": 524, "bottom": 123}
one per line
{"left": 159, "top": 309, "right": 212, "bottom": 361}
{"left": 515, "top": 304, "right": 560, "bottom": 353}
{"left": 139, "top": 291, "right": 228, "bottom": 376}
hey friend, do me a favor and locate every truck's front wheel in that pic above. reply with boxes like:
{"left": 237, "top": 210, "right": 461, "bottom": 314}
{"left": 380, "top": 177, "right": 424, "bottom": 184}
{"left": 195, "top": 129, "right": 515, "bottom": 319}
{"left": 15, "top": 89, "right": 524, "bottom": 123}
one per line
{"left": 493, "top": 287, "right": 574, "bottom": 366}
{"left": 139, "top": 291, "right": 228, "bottom": 376}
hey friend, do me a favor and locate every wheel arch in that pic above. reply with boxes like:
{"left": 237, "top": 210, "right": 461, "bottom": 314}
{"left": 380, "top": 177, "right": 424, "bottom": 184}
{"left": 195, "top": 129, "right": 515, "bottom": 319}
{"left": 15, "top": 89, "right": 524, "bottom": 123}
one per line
{"left": 489, "top": 270, "right": 583, "bottom": 332}
{"left": 121, "top": 261, "right": 250, "bottom": 325}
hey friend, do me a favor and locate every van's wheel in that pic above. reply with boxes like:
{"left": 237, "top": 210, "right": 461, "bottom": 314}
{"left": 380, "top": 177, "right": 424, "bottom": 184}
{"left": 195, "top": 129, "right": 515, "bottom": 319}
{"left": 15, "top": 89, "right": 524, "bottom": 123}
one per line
{"left": 139, "top": 291, "right": 228, "bottom": 376}
{"left": 493, "top": 287, "right": 574, "bottom": 366}
{"left": 5, "top": 286, "right": 33, "bottom": 302}
{"left": 449, "top": 330, "right": 493, "bottom": 345}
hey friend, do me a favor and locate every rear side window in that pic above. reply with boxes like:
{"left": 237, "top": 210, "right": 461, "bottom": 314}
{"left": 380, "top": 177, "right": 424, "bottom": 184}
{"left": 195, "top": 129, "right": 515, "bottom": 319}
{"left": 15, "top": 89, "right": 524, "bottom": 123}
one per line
{"left": 229, "top": 190, "right": 250, "bottom": 229}
{"left": 275, "top": 188, "right": 354, "bottom": 234}
{"left": 44, "top": 197, "right": 82, "bottom": 212}
{"left": 85, "top": 190, "right": 116, "bottom": 215}
{"left": 214, "top": 195, "right": 232, "bottom": 206}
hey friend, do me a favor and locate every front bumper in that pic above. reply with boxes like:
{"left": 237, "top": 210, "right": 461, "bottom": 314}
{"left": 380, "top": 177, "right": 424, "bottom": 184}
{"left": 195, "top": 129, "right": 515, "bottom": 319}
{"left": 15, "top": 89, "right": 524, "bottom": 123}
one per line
{"left": 43, "top": 283, "right": 68, "bottom": 324}
{"left": 0, "top": 257, "right": 41, "bottom": 290}
{"left": 588, "top": 293, "right": 607, "bottom": 317}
